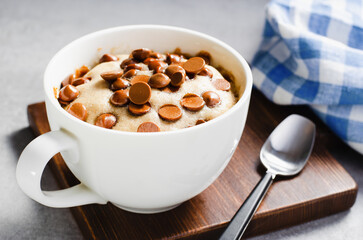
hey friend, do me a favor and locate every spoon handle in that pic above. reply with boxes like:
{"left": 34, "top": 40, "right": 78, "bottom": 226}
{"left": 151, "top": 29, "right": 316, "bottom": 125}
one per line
{"left": 219, "top": 171, "right": 274, "bottom": 240}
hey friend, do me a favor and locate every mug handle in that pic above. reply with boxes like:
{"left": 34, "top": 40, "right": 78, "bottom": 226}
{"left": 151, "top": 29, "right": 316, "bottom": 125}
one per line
{"left": 16, "top": 130, "right": 107, "bottom": 207}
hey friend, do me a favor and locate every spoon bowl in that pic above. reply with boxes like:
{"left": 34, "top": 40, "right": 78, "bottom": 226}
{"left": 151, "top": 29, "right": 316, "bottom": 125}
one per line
{"left": 220, "top": 114, "right": 316, "bottom": 240}
{"left": 260, "top": 114, "right": 316, "bottom": 176}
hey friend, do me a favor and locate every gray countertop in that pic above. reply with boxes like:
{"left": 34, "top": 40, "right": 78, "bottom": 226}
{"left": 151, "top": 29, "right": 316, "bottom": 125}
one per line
{"left": 1, "top": 0, "right": 362, "bottom": 239}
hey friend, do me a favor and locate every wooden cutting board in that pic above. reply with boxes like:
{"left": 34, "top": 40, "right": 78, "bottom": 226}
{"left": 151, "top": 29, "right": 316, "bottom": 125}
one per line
{"left": 27, "top": 90, "right": 357, "bottom": 239}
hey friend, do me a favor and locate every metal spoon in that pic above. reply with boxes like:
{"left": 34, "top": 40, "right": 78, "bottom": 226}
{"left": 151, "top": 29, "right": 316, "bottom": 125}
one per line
{"left": 219, "top": 114, "right": 316, "bottom": 240}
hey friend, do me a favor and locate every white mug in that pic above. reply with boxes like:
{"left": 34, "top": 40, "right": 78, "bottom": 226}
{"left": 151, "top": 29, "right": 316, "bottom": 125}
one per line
{"left": 16, "top": 25, "right": 253, "bottom": 214}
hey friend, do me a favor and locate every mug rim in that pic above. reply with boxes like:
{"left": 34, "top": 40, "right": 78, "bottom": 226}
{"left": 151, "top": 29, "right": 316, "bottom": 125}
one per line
{"left": 44, "top": 25, "right": 253, "bottom": 136}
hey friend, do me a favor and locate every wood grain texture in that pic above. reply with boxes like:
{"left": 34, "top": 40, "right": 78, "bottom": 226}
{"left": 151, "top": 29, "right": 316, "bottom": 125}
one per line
{"left": 27, "top": 90, "right": 358, "bottom": 239}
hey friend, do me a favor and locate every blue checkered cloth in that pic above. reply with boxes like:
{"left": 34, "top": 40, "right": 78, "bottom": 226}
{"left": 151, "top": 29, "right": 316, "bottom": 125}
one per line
{"left": 252, "top": 0, "right": 363, "bottom": 155}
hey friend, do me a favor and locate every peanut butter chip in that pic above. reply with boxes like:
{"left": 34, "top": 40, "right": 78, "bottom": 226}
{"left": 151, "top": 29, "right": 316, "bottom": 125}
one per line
{"left": 101, "top": 70, "right": 124, "bottom": 82}
{"left": 110, "top": 78, "right": 130, "bottom": 91}
{"left": 143, "top": 57, "right": 157, "bottom": 65}
{"left": 137, "top": 122, "right": 160, "bottom": 132}
{"left": 186, "top": 72, "right": 195, "bottom": 80}
{"left": 183, "top": 57, "right": 205, "bottom": 74}
{"left": 158, "top": 104, "right": 182, "bottom": 121}
{"left": 148, "top": 73, "right": 170, "bottom": 88}
{"left": 58, "top": 99, "right": 70, "bottom": 106}
{"left": 121, "top": 58, "right": 138, "bottom": 69}
{"left": 162, "top": 85, "right": 180, "bottom": 93}
{"left": 196, "top": 119, "right": 206, "bottom": 125}
{"left": 53, "top": 87, "right": 58, "bottom": 99}
{"left": 129, "top": 82, "right": 151, "bottom": 105}
{"left": 196, "top": 51, "right": 211, "bottom": 65}
{"left": 110, "top": 89, "right": 129, "bottom": 106}
{"left": 95, "top": 113, "right": 117, "bottom": 129}
{"left": 99, "top": 54, "right": 118, "bottom": 63}
{"left": 166, "top": 54, "right": 182, "bottom": 64}
{"left": 59, "top": 85, "right": 79, "bottom": 102}
{"left": 122, "top": 69, "right": 138, "bottom": 79}
{"left": 132, "top": 48, "right": 152, "bottom": 61}
{"left": 202, "top": 91, "right": 221, "bottom": 108}
{"left": 165, "top": 65, "right": 186, "bottom": 87}
{"left": 180, "top": 93, "right": 205, "bottom": 111}
{"left": 128, "top": 102, "right": 151, "bottom": 116}
{"left": 67, "top": 103, "right": 87, "bottom": 121}
{"left": 61, "top": 74, "right": 75, "bottom": 87}
{"left": 150, "top": 52, "right": 164, "bottom": 60}
{"left": 124, "top": 63, "right": 143, "bottom": 72}
{"left": 71, "top": 77, "right": 90, "bottom": 86}
{"left": 213, "top": 78, "right": 231, "bottom": 91}
{"left": 148, "top": 60, "right": 168, "bottom": 73}
{"left": 130, "top": 75, "right": 150, "bottom": 85}
{"left": 198, "top": 67, "right": 213, "bottom": 78}
{"left": 75, "top": 65, "right": 89, "bottom": 78}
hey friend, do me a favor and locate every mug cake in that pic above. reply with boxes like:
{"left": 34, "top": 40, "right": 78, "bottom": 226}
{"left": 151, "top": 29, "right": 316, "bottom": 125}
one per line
{"left": 56, "top": 48, "right": 238, "bottom": 132}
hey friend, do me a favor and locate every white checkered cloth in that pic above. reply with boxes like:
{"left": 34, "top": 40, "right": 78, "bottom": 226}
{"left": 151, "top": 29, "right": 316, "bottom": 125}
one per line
{"left": 252, "top": 0, "right": 363, "bottom": 155}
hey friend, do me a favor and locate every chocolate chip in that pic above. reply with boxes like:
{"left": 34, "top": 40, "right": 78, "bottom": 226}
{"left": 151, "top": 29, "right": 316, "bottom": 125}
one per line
{"left": 75, "top": 65, "right": 89, "bottom": 78}
{"left": 99, "top": 54, "right": 118, "bottom": 63}
{"left": 128, "top": 102, "right": 151, "bottom": 116}
{"left": 148, "top": 60, "right": 168, "bottom": 73}
{"left": 202, "top": 91, "right": 221, "bottom": 108}
{"left": 59, "top": 85, "right": 79, "bottom": 102}
{"left": 130, "top": 75, "right": 150, "bottom": 85}
{"left": 121, "top": 58, "right": 138, "bottom": 69}
{"left": 61, "top": 74, "right": 75, "bottom": 88}
{"left": 71, "top": 77, "right": 90, "bottom": 86}
{"left": 132, "top": 48, "right": 152, "bottom": 61}
{"left": 110, "top": 89, "right": 129, "bottom": 106}
{"left": 122, "top": 69, "right": 138, "bottom": 79}
{"left": 100, "top": 70, "right": 124, "bottom": 83}
{"left": 198, "top": 67, "right": 213, "bottom": 78}
{"left": 183, "top": 57, "right": 205, "bottom": 74}
{"left": 158, "top": 104, "right": 182, "bottom": 121}
{"left": 124, "top": 63, "right": 143, "bottom": 72}
{"left": 196, "top": 51, "right": 211, "bottom": 65}
{"left": 213, "top": 78, "right": 231, "bottom": 91}
{"left": 180, "top": 93, "right": 205, "bottom": 111}
{"left": 148, "top": 73, "right": 170, "bottom": 88}
{"left": 95, "top": 113, "right": 117, "bottom": 128}
{"left": 196, "top": 119, "right": 206, "bottom": 125}
{"left": 137, "top": 122, "right": 160, "bottom": 132}
{"left": 66, "top": 103, "right": 87, "bottom": 121}
{"left": 166, "top": 54, "right": 182, "bottom": 64}
{"left": 129, "top": 82, "right": 151, "bottom": 105}
{"left": 165, "top": 65, "right": 186, "bottom": 87}
{"left": 110, "top": 78, "right": 130, "bottom": 91}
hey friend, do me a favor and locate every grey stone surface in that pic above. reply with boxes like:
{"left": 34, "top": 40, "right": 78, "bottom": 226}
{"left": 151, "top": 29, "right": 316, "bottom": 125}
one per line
{"left": 0, "top": 0, "right": 361, "bottom": 239}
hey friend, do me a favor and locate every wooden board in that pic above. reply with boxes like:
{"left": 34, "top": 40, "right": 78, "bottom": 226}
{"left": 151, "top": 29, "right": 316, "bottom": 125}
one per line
{"left": 27, "top": 90, "right": 358, "bottom": 239}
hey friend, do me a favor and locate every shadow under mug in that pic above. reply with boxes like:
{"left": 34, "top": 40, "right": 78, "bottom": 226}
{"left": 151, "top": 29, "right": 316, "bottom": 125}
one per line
{"left": 16, "top": 25, "right": 253, "bottom": 213}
